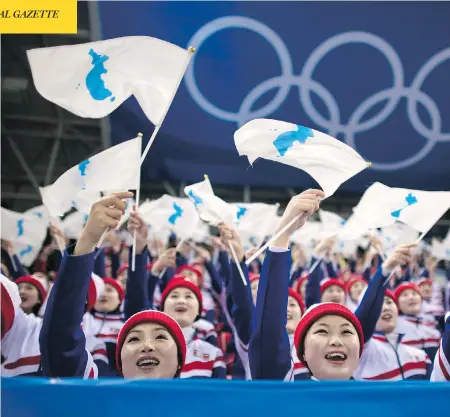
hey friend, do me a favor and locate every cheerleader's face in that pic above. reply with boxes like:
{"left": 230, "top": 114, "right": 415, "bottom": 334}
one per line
{"left": 95, "top": 284, "right": 121, "bottom": 313}
{"left": 398, "top": 289, "right": 422, "bottom": 315}
{"left": 349, "top": 281, "right": 367, "bottom": 302}
{"left": 286, "top": 296, "right": 302, "bottom": 334}
{"left": 375, "top": 296, "right": 398, "bottom": 333}
{"left": 251, "top": 280, "right": 259, "bottom": 305}
{"left": 164, "top": 288, "right": 199, "bottom": 327}
{"left": 304, "top": 315, "right": 360, "bottom": 380}
{"left": 321, "top": 286, "right": 346, "bottom": 305}
{"left": 121, "top": 322, "right": 179, "bottom": 379}
{"left": 18, "top": 283, "right": 40, "bottom": 313}
{"left": 418, "top": 283, "right": 432, "bottom": 299}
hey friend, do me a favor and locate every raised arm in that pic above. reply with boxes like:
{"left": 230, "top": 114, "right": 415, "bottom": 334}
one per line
{"left": 39, "top": 192, "right": 132, "bottom": 378}
{"left": 356, "top": 245, "right": 414, "bottom": 343}
{"left": 431, "top": 312, "right": 450, "bottom": 382}
{"left": 124, "top": 208, "right": 151, "bottom": 320}
{"left": 219, "top": 225, "right": 253, "bottom": 346}
{"left": 249, "top": 189, "right": 324, "bottom": 381}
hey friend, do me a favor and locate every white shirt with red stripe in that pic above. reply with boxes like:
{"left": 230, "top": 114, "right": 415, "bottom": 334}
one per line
{"left": 431, "top": 339, "right": 450, "bottom": 382}
{"left": 1, "top": 275, "right": 42, "bottom": 377}
{"left": 180, "top": 337, "right": 225, "bottom": 379}
{"left": 283, "top": 334, "right": 310, "bottom": 381}
{"left": 85, "top": 335, "right": 109, "bottom": 366}
{"left": 421, "top": 299, "right": 444, "bottom": 320}
{"left": 1, "top": 313, "right": 42, "bottom": 377}
{"left": 396, "top": 315, "right": 441, "bottom": 352}
{"left": 82, "top": 312, "right": 124, "bottom": 344}
{"left": 430, "top": 312, "right": 450, "bottom": 382}
{"left": 353, "top": 333, "right": 431, "bottom": 381}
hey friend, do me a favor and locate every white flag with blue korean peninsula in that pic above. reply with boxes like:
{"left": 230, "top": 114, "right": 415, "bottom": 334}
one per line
{"left": 234, "top": 119, "right": 369, "bottom": 197}
{"left": 0, "top": 207, "right": 48, "bottom": 266}
{"left": 291, "top": 221, "right": 323, "bottom": 245}
{"left": 184, "top": 177, "right": 235, "bottom": 226}
{"left": 138, "top": 195, "right": 199, "bottom": 239}
{"left": 232, "top": 202, "right": 279, "bottom": 247}
{"left": 319, "top": 209, "right": 346, "bottom": 236}
{"left": 353, "top": 182, "right": 450, "bottom": 234}
{"left": 27, "top": 37, "right": 191, "bottom": 125}
{"left": 24, "top": 205, "right": 50, "bottom": 226}
{"left": 61, "top": 211, "right": 89, "bottom": 240}
{"left": 431, "top": 239, "right": 450, "bottom": 261}
{"left": 41, "top": 136, "right": 141, "bottom": 217}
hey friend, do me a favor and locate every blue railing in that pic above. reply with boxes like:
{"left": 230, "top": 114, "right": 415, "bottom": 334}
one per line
{"left": 2, "top": 378, "right": 450, "bottom": 417}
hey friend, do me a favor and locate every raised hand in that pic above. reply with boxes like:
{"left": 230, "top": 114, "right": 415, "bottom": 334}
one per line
{"left": 151, "top": 248, "right": 177, "bottom": 275}
{"left": 219, "top": 223, "right": 244, "bottom": 263}
{"left": 381, "top": 244, "right": 415, "bottom": 275}
{"left": 127, "top": 206, "right": 149, "bottom": 255}
{"left": 75, "top": 191, "right": 133, "bottom": 256}
{"left": 274, "top": 189, "right": 325, "bottom": 248}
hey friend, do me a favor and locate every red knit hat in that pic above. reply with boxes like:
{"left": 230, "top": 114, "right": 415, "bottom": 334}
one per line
{"left": 385, "top": 289, "right": 398, "bottom": 307}
{"left": 176, "top": 265, "right": 203, "bottom": 286}
{"left": 160, "top": 276, "right": 203, "bottom": 315}
{"left": 116, "top": 264, "right": 129, "bottom": 276}
{"left": 294, "top": 276, "right": 308, "bottom": 294}
{"left": 345, "top": 277, "right": 367, "bottom": 294}
{"left": 288, "top": 288, "right": 305, "bottom": 315}
{"left": 103, "top": 278, "right": 125, "bottom": 302}
{"left": 393, "top": 283, "right": 422, "bottom": 300}
{"left": 417, "top": 278, "right": 433, "bottom": 287}
{"left": 320, "top": 279, "right": 346, "bottom": 294}
{"left": 15, "top": 276, "right": 48, "bottom": 303}
{"left": 249, "top": 273, "right": 260, "bottom": 284}
{"left": 294, "top": 303, "right": 364, "bottom": 365}
{"left": 87, "top": 274, "right": 105, "bottom": 312}
{"left": 115, "top": 310, "right": 186, "bottom": 377}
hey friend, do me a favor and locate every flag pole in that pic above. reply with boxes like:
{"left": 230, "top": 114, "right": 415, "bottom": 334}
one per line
{"left": 131, "top": 46, "right": 196, "bottom": 271}
{"left": 132, "top": 133, "right": 144, "bottom": 271}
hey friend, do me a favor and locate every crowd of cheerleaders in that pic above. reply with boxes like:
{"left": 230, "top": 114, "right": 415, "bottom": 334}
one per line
{"left": 1, "top": 189, "right": 450, "bottom": 382}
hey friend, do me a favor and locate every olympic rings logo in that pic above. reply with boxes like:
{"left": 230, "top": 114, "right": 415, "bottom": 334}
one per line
{"left": 184, "top": 16, "right": 450, "bottom": 171}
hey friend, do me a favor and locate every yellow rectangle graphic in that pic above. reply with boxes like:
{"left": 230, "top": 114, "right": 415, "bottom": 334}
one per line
{"left": 0, "top": 0, "right": 77, "bottom": 34}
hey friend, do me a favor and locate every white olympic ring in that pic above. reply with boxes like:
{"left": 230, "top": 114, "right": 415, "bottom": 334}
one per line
{"left": 184, "top": 16, "right": 450, "bottom": 171}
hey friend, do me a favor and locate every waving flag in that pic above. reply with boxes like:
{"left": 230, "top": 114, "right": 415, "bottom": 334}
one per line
{"left": 1, "top": 207, "right": 48, "bottom": 266}
{"left": 184, "top": 177, "right": 235, "bottom": 226}
{"left": 431, "top": 239, "right": 450, "bottom": 261}
{"left": 41, "top": 136, "right": 141, "bottom": 217}
{"left": 230, "top": 202, "right": 279, "bottom": 247}
{"left": 234, "top": 118, "right": 369, "bottom": 197}
{"left": 291, "top": 221, "right": 323, "bottom": 245}
{"left": 443, "top": 229, "right": 450, "bottom": 246}
{"left": 27, "top": 36, "right": 192, "bottom": 125}
{"left": 138, "top": 195, "right": 199, "bottom": 238}
{"left": 319, "top": 209, "right": 346, "bottom": 237}
{"left": 61, "top": 211, "right": 89, "bottom": 240}
{"left": 232, "top": 203, "right": 279, "bottom": 229}
{"left": 24, "top": 205, "right": 50, "bottom": 226}
{"left": 337, "top": 215, "right": 363, "bottom": 240}
{"left": 353, "top": 182, "right": 450, "bottom": 234}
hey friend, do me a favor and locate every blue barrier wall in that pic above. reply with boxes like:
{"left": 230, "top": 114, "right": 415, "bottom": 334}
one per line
{"left": 2, "top": 378, "right": 450, "bottom": 417}
{"left": 97, "top": 2, "right": 450, "bottom": 192}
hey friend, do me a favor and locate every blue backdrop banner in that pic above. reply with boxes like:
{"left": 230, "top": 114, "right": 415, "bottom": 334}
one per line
{"left": 97, "top": 2, "right": 450, "bottom": 192}
{"left": 2, "top": 378, "right": 450, "bottom": 417}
